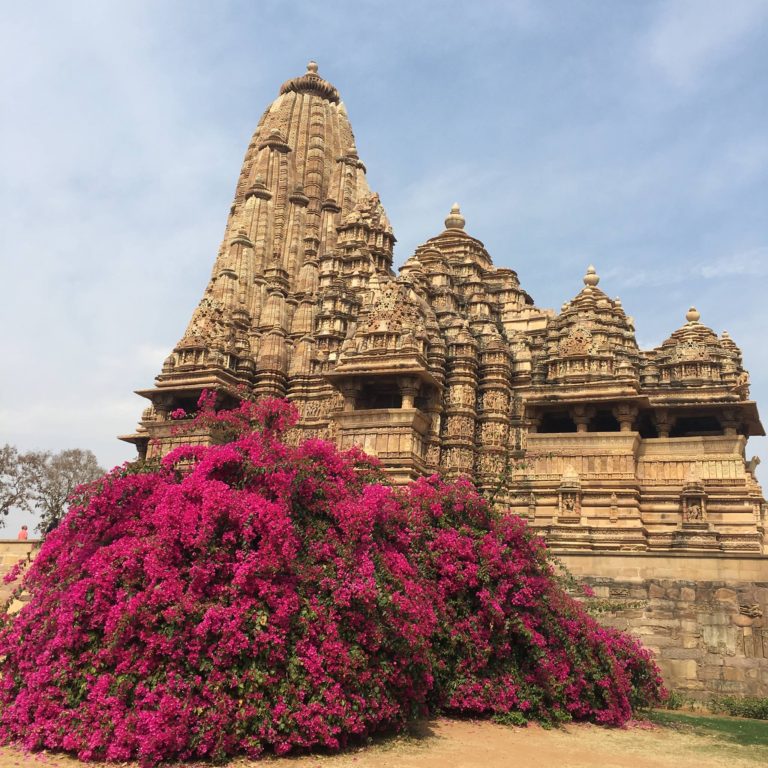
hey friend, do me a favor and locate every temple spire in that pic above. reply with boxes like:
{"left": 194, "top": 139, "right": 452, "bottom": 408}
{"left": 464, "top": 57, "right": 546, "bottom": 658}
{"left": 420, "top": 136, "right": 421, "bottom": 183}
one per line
{"left": 125, "top": 62, "right": 394, "bottom": 452}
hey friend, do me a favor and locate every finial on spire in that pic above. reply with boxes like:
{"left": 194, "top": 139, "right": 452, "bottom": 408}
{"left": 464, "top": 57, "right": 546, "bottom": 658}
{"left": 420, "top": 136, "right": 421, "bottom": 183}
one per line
{"left": 445, "top": 203, "right": 465, "bottom": 230}
{"left": 280, "top": 61, "right": 340, "bottom": 103}
{"left": 686, "top": 306, "right": 701, "bottom": 323}
{"left": 583, "top": 265, "right": 600, "bottom": 287}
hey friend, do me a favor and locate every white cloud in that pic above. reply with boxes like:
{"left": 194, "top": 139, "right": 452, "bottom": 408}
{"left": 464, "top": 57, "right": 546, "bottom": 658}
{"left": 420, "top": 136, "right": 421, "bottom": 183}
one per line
{"left": 644, "top": 0, "right": 768, "bottom": 86}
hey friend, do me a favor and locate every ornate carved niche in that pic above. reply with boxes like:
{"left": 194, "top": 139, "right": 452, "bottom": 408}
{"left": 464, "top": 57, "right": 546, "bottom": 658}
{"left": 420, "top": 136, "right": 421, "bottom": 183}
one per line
{"left": 681, "top": 470, "right": 707, "bottom": 525}
{"left": 558, "top": 466, "right": 582, "bottom": 524}
{"left": 528, "top": 491, "right": 537, "bottom": 520}
{"left": 673, "top": 341, "right": 707, "bottom": 362}
{"left": 559, "top": 326, "right": 593, "bottom": 357}
{"left": 481, "top": 390, "right": 508, "bottom": 413}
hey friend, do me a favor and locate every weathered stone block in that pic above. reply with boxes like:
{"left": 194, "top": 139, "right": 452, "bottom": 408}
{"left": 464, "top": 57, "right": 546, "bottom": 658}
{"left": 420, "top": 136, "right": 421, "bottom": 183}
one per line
{"left": 701, "top": 624, "right": 737, "bottom": 654}
{"left": 640, "top": 634, "right": 677, "bottom": 649}
{"left": 711, "top": 680, "right": 745, "bottom": 693}
{"left": 649, "top": 583, "right": 666, "bottom": 599}
{"left": 698, "top": 612, "right": 731, "bottom": 626}
{"left": 661, "top": 648, "right": 705, "bottom": 660}
{"left": 664, "top": 659, "right": 698, "bottom": 680}
{"left": 699, "top": 666, "right": 723, "bottom": 681}
{"left": 679, "top": 619, "right": 700, "bottom": 634}
{"left": 680, "top": 587, "right": 696, "bottom": 601}
{"left": 723, "top": 666, "right": 746, "bottom": 682}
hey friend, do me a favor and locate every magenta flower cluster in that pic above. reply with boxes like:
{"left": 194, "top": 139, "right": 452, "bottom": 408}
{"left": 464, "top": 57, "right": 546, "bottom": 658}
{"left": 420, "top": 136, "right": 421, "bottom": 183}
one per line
{"left": 0, "top": 397, "right": 665, "bottom": 764}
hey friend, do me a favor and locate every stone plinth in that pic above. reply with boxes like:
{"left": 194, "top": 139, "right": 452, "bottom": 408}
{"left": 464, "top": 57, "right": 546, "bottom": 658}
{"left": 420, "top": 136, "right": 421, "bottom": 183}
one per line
{"left": 561, "top": 551, "right": 768, "bottom": 697}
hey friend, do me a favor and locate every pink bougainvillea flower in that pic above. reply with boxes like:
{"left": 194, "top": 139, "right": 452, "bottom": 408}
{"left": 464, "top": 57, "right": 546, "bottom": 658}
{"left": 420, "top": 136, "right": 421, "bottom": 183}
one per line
{"left": 0, "top": 396, "right": 665, "bottom": 765}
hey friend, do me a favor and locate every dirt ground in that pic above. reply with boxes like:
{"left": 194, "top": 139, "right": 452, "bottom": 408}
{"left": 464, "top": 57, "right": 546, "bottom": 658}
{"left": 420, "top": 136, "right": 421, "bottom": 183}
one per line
{"left": 0, "top": 716, "right": 761, "bottom": 768}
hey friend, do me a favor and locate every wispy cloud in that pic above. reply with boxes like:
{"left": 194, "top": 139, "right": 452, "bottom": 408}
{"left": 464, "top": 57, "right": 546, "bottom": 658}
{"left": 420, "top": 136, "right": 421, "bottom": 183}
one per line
{"left": 604, "top": 246, "right": 768, "bottom": 288}
{"left": 699, "top": 246, "right": 768, "bottom": 278}
{"left": 643, "top": 0, "right": 768, "bottom": 86}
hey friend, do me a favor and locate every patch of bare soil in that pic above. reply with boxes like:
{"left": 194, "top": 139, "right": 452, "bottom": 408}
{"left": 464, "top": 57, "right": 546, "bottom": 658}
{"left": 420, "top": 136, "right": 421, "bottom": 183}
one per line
{"left": 0, "top": 717, "right": 761, "bottom": 768}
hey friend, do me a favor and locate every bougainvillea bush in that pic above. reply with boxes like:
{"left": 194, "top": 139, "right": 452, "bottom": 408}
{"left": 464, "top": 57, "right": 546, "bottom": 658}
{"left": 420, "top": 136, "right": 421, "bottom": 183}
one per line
{"left": 0, "top": 396, "right": 665, "bottom": 764}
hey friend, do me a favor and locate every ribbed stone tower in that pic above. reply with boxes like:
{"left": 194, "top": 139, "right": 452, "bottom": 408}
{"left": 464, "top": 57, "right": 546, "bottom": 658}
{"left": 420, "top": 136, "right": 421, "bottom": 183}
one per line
{"left": 124, "top": 64, "right": 768, "bottom": 696}
{"left": 123, "top": 62, "right": 766, "bottom": 555}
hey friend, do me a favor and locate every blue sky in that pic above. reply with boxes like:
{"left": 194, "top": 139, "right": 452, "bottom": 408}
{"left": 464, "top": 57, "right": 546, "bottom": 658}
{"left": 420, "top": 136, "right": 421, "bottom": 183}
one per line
{"left": 1, "top": 0, "right": 767, "bottom": 533}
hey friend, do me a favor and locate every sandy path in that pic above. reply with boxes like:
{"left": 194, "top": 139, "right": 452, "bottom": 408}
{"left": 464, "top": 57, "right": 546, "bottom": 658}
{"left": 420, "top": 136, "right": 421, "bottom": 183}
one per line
{"left": 0, "top": 717, "right": 758, "bottom": 768}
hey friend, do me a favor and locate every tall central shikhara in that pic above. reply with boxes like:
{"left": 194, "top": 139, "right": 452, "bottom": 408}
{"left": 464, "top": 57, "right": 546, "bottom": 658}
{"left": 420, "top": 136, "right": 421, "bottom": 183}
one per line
{"left": 123, "top": 63, "right": 766, "bottom": 553}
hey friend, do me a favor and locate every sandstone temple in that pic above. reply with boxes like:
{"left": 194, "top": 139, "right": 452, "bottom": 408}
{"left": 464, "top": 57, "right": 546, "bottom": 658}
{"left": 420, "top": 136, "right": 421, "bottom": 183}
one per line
{"left": 122, "top": 62, "right": 768, "bottom": 696}
{"left": 123, "top": 61, "right": 766, "bottom": 556}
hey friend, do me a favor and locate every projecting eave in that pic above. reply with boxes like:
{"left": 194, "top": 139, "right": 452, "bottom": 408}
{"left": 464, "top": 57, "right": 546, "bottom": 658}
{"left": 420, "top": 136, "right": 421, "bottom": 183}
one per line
{"left": 741, "top": 401, "right": 764, "bottom": 436}
{"left": 325, "top": 365, "right": 443, "bottom": 393}
{"left": 525, "top": 382, "right": 645, "bottom": 404}
{"left": 140, "top": 367, "right": 248, "bottom": 398}
{"left": 668, "top": 400, "right": 764, "bottom": 437}
{"left": 118, "top": 432, "right": 148, "bottom": 447}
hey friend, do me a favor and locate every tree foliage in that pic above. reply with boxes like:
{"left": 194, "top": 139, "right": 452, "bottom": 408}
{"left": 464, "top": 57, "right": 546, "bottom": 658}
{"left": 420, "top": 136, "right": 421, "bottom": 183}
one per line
{"left": 0, "top": 445, "right": 39, "bottom": 524}
{"left": 0, "top": 396, "right": 665, "bottom": 764}
{"left": 0, "top": 445, "right": 104, "bottom": 533}
{"left": 27, "top": 449, "right": 104, "bottom": 534}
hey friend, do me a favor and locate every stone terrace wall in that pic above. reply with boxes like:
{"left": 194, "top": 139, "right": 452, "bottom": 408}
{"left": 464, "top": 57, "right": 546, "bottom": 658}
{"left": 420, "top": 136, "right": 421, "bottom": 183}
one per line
{"left": 0, "top": 540, "right": 39, "bottom": 612}
{"left": 560, "top": 553, "right": 768, "bottom": 698}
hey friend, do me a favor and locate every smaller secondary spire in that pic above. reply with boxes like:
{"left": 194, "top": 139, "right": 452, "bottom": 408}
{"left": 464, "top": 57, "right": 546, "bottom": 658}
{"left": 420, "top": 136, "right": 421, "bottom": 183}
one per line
{"left": 583, "top": 265, "right": 600, "bottom": 287}
{"left": 444, "top": 203, "right": 465, "bottom": 230}
{"left": 686, "top": 306, "right": 701, "bottom": 323}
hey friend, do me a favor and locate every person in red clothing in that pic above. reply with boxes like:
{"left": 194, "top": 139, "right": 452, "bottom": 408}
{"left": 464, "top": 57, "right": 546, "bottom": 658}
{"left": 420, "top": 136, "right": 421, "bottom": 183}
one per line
{"left": 17, "top": 525, "right": 28, "bottom": 541}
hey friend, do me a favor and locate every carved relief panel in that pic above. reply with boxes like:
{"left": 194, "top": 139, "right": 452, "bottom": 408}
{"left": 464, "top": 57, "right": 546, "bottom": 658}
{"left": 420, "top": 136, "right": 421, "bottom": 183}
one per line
{"left": 559, "top": 491, "right": 581, "bottom": 523}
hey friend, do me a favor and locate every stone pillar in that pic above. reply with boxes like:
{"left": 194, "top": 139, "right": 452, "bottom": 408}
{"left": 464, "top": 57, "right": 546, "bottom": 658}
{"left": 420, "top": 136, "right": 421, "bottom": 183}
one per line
{"left": 338, "top": 382, "right": 360, "bottom": 412}
{"left": 721, "top": 408, "right": 740, "bottom": 437}
{"left": 475, "top": 341, "right": 513, "bottom": 499}
{"left": 654, "top": 408, "right": 671, "bottom": 438}
{"left": 442, "top": 331, "right": 479, "bottom": 479}
{"left": 399, "top": 377, "right": 419, "bottom": 410}
{"left": 571, "top": 405, "right": 594, "bottom": 433}
{"left": 613, "top": 403, "right": 638, "bottom": 432}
